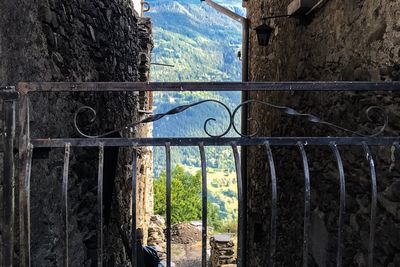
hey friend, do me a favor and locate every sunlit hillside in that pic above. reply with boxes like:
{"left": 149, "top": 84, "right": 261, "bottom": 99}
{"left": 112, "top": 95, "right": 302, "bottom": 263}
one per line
{"left": 147, "top": 0, "right": 243, "bottom": 223}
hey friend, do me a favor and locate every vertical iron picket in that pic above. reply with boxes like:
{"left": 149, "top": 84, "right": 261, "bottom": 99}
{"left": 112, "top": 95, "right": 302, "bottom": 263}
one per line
{"left": 232, "top": 144, "right": 244, "bottom": 267}
{"left": 199, "top": 143, "right": 208, "bottom": 267}
{"left": 62, "top": 143, "right": 71, "bottom": 267}
{"left": 330, "top": 143, "right": 346, "bottom": 267}
{"left": 265, "top": 142, "right": 277, "bottom": 267}
{"left": 97, "top": 144, "right": 104, "bottom": 267}
{"left": 362, "top": 143, "right": 377, "bottom": 267}
{"left": 24, "top": 143, "right": 34, "bottom": 267}
{"left": 165, "top": 143, "right": 172, "bottom": 267}
{"left": 298, "top": 142, "right": 311, "bottom": 267}
{"left": 131, "top": 148, "right": 138, "bottom": 267}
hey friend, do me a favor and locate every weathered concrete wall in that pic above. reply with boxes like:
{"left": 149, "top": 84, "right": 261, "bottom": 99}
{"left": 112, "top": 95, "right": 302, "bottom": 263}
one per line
{"left": 0, "top": 0, "right": 153, "bottom": 266}
{"left": 246, "top": 0, "right": 400, "bottom": 266}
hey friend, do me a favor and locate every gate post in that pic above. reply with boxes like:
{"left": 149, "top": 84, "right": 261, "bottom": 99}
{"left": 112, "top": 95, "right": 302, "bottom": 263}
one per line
{"left": 3, "top": 99, "right": 16, "bottom": 266}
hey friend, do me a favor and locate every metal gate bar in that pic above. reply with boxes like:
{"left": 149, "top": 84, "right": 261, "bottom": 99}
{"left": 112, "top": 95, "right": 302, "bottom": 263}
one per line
{"left": 330, "top": 143, "right": 345, "bottom": 267}
{"left": 23, "top": 144, "right": 34, "bottom": 266}
{"left": 232, "top": 144, "right": 244, "bottom": 267}
{"left": 264, "top": 142, "right": 277, "bottom": 267}
{"left": 29, "top": 137, "right": 400, "bottom": 147}
{"left": 362, "top": 143, "right": 377, "bottom": 267}
{"left": 98, "top": 144, "right": 105, "bottom": 267}
{"left": 16, "top": 81, "right": 400, "bottom": 93}
{"left": 165, "top": 143, "right": 172, "bottom": 267}
{"left": 199, "top": 143, "right": 208, "bottom": 267}
{"left": 298, "top": 143, "right": 311, "bottom": 267}
{"left": 62, "top": 143, "right": 71, "bottom": 267}
{"left": 131, "top": 148, "right": 138, "bottom": 267}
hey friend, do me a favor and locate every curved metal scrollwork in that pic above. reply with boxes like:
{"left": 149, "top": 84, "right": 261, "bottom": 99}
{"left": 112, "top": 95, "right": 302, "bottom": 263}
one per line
{"left": 231, "top": 100, "right": 388, "bottom": 137}
{"left": 74, "top": 99, "right": 388, "bottom": 138}
{"left": 74, "top": 99, "right": 232, "bottom": 138}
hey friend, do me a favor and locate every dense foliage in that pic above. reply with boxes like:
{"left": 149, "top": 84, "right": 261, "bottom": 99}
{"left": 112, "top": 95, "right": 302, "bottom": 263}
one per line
{"left": 154, "top": 166, "right": 219, "bottom": 226}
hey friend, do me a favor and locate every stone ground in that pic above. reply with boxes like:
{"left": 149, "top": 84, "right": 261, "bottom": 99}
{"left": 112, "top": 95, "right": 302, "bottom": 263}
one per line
{"left": 171, "top": 241, "right": 204, "bottom": 267}
{"left": 167, "top": 222, "right": 207, "bottom": 267}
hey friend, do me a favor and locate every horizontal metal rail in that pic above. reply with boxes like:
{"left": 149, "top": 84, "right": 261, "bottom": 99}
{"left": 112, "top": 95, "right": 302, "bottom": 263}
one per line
{"left": 16, "top": 81, "right": 400, "bottom": 93}
{"left": 30, "top": 137, "right": 400, "bottom": 147}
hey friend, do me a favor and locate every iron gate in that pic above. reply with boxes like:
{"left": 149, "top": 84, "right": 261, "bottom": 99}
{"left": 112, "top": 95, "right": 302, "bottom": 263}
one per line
{"left": 2, "top": 81, "right": 400, "bottom": 267}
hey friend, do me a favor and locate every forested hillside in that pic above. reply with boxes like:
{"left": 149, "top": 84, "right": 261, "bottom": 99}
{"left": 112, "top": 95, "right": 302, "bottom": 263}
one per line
{"left": 147, "top": 0, "right": 242, "bottom": 222}
{"left": 149, "top": 0, "right": 243, "bottom": 82}
{"left": 148, "top": 0, "right": 243, "bottom": 173}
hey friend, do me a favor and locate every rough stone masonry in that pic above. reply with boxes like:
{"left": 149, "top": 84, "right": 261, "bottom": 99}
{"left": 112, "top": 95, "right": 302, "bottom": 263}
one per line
{"left": 0, "top": 0, "right": 153, "bottom": 266}
{"left": 246, "top": 0, "right": 400, "bottom": 266}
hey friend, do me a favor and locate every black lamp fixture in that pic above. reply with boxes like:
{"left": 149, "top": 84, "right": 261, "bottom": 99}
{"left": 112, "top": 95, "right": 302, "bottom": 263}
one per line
{"left": 255, "top": 18, "right": 274, "bottom": 47}
{"left": 255, "top": 2, "right": 292, "bottom": 47}
{"left": 255, "top": 14, "right": 292, "bottom": 47}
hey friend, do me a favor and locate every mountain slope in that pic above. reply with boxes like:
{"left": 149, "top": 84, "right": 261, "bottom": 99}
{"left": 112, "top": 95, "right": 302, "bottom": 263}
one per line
{"left": 148, "top": 0, "right": 243, "bottom": 81}
{"left": 148, "top": 0, "right": 243, "bottom": 171}
{"left": 147, "top": 0, "right": 243, "bottom": 222}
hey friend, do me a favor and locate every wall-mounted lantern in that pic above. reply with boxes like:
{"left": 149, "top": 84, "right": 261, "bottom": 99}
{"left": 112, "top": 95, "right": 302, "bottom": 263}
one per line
{"left": 254, "top": 14, "right": 292, "bottom": 47}
{"left": 255, "top": 19, "right": 274, "bottom": 46}
{"left": 255, "top": 0, "right": 322, "bottom": 47}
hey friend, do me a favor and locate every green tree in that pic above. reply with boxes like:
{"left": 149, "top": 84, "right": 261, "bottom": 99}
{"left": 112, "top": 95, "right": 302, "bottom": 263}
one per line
{"left": 154, "top": 165, "right": 219, "bottom": 226}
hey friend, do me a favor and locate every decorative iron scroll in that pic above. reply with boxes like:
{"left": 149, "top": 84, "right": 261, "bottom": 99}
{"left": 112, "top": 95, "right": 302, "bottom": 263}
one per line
{"left": 74, "top": 99, "right": 232, "bottom": 138}
{"left": 74, "top": 99, "right": 388, "bottom": 138}
{"left": 231, "top": 100, "right": 388, "bottom": 137}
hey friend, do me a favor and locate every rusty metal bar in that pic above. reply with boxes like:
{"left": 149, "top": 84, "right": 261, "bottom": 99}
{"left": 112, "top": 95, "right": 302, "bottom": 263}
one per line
{"left": 62, "top": 143, "right": 71, "bottom": 267}
{"left": 165, "top": 143, "right": 172, "bottom": 267}
{"left": 264, "top": 142, "right": 277, "bottom": 267}
{"left": 3, "top": 100, "right": 16, "bottom": 267}
{"left": 298, "top": 142, "right": 311, "bottom": 267}
{"left": 131, "top": 149, "right": 138, "bottom": 267}
{"left": 23, "top": 143, "right": 33, "bottom": 267}
{"left": 16, "top": 81, "right": 400, "bottom": 94}
{"left": 232, "top": 144, "right": 244, "bottom": 267}
{"left": 30, "top": 137, "right": 400, "bottom": 148}
{"left": 97, "top": 144, "right": 104, "bottom": 267}
{"left": 199, "top": 143, "right": 208, "bottom": 267}
{"left": 330, "top": 143, "right": 346, "bottom": 267}
{"left": 362, "top": 143, "right": 377, "bottom": 267}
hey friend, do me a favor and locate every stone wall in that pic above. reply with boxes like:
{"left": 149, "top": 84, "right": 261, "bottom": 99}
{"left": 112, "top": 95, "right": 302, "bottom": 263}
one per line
{"left": 209, "top": 234, "right": 236, "bottom": 267}
{"left": 246, "top": 0, "right": 400, "bottom": 266}
{"left": 0, "top": 0, "right": 153, "bottom": 266}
